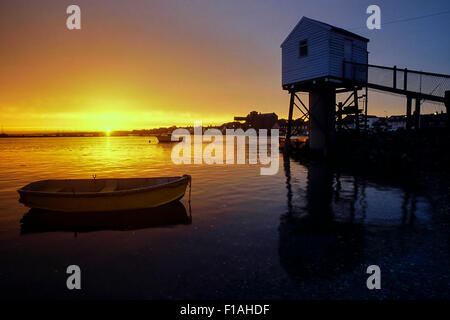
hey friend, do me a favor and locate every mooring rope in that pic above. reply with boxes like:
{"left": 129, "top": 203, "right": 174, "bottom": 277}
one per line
{"left": 188, "top": 175, "right": 192, "bottom": 221}
{"left": 188, "top": 175, "right": 192, "bottom": 204}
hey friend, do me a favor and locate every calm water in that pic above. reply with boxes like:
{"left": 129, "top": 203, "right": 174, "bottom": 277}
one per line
{"left": 0, "top": 137, "right": 448, "bottom": 299}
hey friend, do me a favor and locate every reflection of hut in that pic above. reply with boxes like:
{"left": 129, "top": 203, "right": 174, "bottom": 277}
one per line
{"left": 234, "top": 111, "right": 278, "bottom": 130}
{"left": 278, "top": 216, "right": 364, "bottom": 280}
{"left": 279, "top": 160, "right": 364, "bottom": 280}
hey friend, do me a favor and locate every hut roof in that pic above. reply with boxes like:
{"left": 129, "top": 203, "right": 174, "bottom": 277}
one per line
{"left": 281, "top": 16, "right": 369, "bottom": 47}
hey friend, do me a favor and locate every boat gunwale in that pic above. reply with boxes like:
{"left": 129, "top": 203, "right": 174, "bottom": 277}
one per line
{"left": 17, "top": 175, "right": 190, "bottom": 198}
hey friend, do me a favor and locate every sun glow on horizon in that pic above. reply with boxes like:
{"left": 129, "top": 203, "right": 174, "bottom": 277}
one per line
{"left": 0, "top": 107, "right": 232, "bottom": 133}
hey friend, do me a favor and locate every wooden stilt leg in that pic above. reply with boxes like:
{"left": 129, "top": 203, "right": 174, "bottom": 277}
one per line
{"left": 406, "top": 95, "right": 412, "bottom": 131}
{"left": 414, "top": 97, "right": 421, "bottom": 130}
{"left": 354, "top": 89, "right": 359, "bottom": 132}
{"left": 285, "top": 92, "right": 295, "bottom": 151}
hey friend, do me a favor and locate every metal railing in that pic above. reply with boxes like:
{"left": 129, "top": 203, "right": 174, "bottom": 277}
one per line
{"left": 343, "top": 61, "right": 450, "bottom": 102}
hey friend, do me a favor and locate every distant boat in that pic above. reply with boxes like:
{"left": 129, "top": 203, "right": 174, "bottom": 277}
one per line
{"left": 151, "top": 133, "right": 176, "bottom": 143}
{"left": 18, "top": 175, "right": 191, "bottom": 212}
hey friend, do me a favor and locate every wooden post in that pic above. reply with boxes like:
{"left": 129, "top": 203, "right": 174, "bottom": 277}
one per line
{"left": 406, "top": 95, "right": 412, "bottom": 131}
{"left": 393, "top": 65, "right": 397, "bottom": 89}
{"left": 445, "top": 91, "right": 450, "bottom": 129}
{"left": 354, "top": 89, "right": 359, "bottom": 132}
{"left": 404, "top": 68, "right": 408, "bottom": 91}
{"left": 414, "top": 97, "right": 421, "bottom": 130}
{"left": 364, "top": 86, "right": 368, "bottom": 130}
{"left": 309, "top": 86, "right": 335, "bottom": 151}
{"left": 285, "top": 92, "right": 295, "bottom": 150}
{"left": 337, "top": 102, "right": 343, "bottom": 132}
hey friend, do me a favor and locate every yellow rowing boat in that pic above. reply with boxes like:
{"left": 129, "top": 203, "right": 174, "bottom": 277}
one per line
{"left": 18, "top": 175, "right": 191, "bottom": 212}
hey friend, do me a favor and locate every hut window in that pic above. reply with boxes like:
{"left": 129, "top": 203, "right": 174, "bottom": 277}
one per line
{"left": 299, "top": 39, "right": 308, "bottom": 57}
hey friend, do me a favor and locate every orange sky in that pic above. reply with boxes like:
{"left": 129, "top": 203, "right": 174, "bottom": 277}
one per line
{"left": 0, "top": 1, "right": 285, "bottom": 133}
{"left": 0, "top": 0, "right": 448, "bottom": 133}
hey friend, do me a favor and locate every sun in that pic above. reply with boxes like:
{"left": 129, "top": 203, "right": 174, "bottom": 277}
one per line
{"left": 106, "top": 129, "right": 111, "bottom": 136}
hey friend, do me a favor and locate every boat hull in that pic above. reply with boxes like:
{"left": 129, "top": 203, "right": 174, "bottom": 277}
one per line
{"left": 18, "top": 176, "right": 190, "bottom": 212}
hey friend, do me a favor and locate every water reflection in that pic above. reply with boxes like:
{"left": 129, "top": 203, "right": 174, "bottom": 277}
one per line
{"left": 279, "top": 153, "right": 421, "bottom": 280}
{"left": 280, "top": 155, "right": 364, "bottom": 279}
{"left": 401, "top": 189, "right": 418, "bottom": 225}
{"left": 20, "top": 201, "right": 191, "bottom": 234}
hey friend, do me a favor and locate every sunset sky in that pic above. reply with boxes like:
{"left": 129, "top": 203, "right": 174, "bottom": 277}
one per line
{"left": 0, "top": 0, "right": 449, "bottom": 132}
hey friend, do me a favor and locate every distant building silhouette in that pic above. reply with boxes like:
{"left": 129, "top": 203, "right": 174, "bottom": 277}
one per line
{"left": 388, "top": 115, "right": 407, "bottom": 131}
{"left": 234, "top": 111, "right": 278, "bottom": 130}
